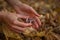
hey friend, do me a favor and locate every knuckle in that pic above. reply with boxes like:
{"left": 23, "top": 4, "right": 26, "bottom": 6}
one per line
{"left": 25, "top": 24, "right": 29, "bottom": 27}
{"left": 13, "top": 20, "right": 17, "bottom": 24}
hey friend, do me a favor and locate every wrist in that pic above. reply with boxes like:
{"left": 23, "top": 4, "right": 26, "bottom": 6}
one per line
{"left": 5, "top": 0, "right": 22, "bottom": 6}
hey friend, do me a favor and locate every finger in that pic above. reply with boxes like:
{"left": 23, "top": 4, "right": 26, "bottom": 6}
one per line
{"left": 33, "top": 20, "right": 39, "bottom": 29}
{"left": 35, "top": 16, "right": 41, "bottom": 26}
{"left": 14, "top": 4, "right": 40, "bottom": 17}
{"left": 30, "top": 7, "right": 40, "bottom": 17}
{"left": 7, "top": 21, "right": 25, "bottom": 33}
{"left": 32, "top": 24, "right": 36, "bottom": 29}
{"left": 8, "top": 26, "right": 22, "bottom": 33}
{"left": 8, "top": 24, "right": 25, "bottom": 32}
{"left": 19, "top": 4, "right": 40, "bottom": 17}
{"left": 24, "top": 8, "right": 40, "bottom": 17}
{"left": 17, "top": 14, "right": 29, "bottom": 19}
{"left": 13, "top": 20, "right": 32, "bottom": 27}
{"left": 30, "top": 8, "right": 40, "bottom": 17}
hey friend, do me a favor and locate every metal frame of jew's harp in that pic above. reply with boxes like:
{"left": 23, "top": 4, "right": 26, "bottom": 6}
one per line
{"left": 26, "top": 18, "right": 34, "bottom": 23}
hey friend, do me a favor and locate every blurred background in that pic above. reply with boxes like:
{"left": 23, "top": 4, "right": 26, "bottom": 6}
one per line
{"left": 0, "top": 0, "right": 60, "bottom": 40}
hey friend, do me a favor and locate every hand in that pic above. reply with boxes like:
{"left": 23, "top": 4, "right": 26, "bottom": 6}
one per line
{"left": 6, "top": 0, "right": 41, "bottom": 29}
{"left": 14, "top": 3, "right": 41, "bottom": 29}
{"left": 0, "top": 10, "right": 32, "bottom": 33}
{"left": 5, "top": 0, "right": 41, "bottom": 29}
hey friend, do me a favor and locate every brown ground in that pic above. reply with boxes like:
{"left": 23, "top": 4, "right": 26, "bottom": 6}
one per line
{"left": 0, "top": 0, "right": 60, "bottom": 40}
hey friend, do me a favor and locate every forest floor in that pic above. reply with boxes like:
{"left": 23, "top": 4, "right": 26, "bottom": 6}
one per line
{"left": 0, "top": 0, "right": 60, "bottom": 40}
